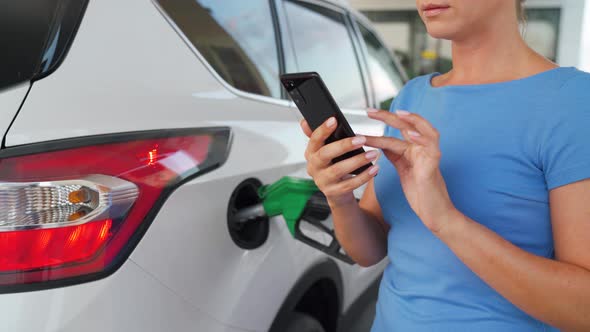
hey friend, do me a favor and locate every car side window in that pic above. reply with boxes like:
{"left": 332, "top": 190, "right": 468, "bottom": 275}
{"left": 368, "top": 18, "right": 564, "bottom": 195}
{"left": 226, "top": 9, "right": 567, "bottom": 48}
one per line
{"left": 357, "top": 23, "right": 404, "bottom": 110}
{"left": 157, "top": 0, "right": 281, "bottom": 98}
{"left": 283, "top": 1, "right": 367, "bottom": 109}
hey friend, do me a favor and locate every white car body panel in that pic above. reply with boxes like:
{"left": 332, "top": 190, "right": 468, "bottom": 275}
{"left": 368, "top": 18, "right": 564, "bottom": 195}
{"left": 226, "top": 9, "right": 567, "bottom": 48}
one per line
{"left": 1, "top": 0, "right": 394, "bottom": 330}
{"left": 0, "top": 259, "right": 249, "bottom": 332}
{"left": 0, "top": 83, "right": 28, "bottom": 140}
{"left": 7, "top": 0, "right": 382, "bottom": 147}
{"left": 130, "top": 163, "right": 386, "bottom": 332}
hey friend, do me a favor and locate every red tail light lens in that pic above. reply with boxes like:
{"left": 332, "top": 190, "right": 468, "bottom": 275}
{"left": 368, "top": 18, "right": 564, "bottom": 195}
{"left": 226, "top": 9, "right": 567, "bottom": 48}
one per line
{"left": 0, "top": 220, "right": 112, "bottom": 271}
{"left": 0, "top": 128, "right": 230, "bottom": 291}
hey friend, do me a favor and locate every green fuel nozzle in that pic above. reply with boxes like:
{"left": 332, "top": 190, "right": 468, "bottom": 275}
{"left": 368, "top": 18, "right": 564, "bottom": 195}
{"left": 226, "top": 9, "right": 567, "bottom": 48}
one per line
{"left": 258, "top": 177, "right": 321, "bottom": 236}
{"left": 232, "top": 176, "right": 353, "bottom": 264}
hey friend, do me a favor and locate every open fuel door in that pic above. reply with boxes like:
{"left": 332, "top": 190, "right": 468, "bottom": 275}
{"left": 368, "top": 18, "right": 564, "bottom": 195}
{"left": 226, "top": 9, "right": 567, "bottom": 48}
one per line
{"left": 229, "top": 176, "right": 355, "bottom": 264}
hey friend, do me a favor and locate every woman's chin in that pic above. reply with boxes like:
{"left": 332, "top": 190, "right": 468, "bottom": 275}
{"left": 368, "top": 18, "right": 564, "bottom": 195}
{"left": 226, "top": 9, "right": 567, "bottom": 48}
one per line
{"left": 425, "top": 25, "right": 460, "bottom": 40}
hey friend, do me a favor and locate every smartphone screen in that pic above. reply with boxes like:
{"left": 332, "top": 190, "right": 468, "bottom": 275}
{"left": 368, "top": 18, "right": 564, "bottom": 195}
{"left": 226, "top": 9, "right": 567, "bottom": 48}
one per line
{"left": 280, "top": 72, "right": 371, "bottom": 175}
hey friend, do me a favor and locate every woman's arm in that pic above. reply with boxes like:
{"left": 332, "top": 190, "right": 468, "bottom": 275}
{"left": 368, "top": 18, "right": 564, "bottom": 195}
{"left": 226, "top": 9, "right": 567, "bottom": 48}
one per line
{"left": 300, "top": 119, "right": 390, "bottom": 267}
{"left": 437, "top": 179, "right": 590, "bottom": 332}
{"left": 364, "top": 109, "right": 590, "bottom": 331}
{"left": 330, "top": 179, "right": 390, "bottom": 267}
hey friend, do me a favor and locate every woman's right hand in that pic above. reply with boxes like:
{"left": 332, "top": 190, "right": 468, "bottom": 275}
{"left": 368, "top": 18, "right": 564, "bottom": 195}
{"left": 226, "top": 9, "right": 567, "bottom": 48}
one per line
{"left": 301, "top": 117, "right": 380, "bottom": 207}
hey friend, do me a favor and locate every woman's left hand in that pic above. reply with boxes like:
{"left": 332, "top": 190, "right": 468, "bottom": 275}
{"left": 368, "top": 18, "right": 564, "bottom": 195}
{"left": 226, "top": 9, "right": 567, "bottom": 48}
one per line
{"left": 365, "top": 109, "right": 458, "bottom": 233}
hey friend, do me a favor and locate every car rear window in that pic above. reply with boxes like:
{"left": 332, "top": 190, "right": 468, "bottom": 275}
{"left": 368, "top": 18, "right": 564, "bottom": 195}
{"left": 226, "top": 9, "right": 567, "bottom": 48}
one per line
{"left": 283, "top": 0, "right": 368, "bottom": 109}
{"left": 357, "top": 23, "right": 404, "bottom": 110}
{"left": 0, "top": 0, "right": 88, "bottom": 92}
{"left": 156, "top": 0, "right": 282, "bottom": 99}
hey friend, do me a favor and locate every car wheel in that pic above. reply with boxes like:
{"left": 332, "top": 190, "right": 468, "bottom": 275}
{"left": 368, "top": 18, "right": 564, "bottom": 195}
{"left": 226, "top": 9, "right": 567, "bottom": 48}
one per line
{"left": 283, "top": 312, "right": 326, "bottom": 332}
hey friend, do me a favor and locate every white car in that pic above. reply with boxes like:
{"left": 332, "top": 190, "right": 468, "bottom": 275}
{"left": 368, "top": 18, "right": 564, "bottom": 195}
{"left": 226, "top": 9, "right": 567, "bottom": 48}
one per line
{"left": 0, "top": 0, "right": 406, "bottom": 331}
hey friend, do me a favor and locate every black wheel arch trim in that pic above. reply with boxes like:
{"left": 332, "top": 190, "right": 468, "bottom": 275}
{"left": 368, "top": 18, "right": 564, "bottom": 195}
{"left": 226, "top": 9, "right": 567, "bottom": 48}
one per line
{"left": 269, "top": 258, "right": 343, "bottom": 332}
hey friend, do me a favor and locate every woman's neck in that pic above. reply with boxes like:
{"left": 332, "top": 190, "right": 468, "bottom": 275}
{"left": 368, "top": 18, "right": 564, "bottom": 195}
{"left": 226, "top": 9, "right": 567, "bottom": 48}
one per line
{"left": 435, "top": 22, "right": 557, "bottom": 86}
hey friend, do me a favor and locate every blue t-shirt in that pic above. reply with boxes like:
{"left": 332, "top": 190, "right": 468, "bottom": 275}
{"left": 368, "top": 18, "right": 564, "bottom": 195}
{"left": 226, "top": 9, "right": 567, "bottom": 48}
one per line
{"left": 372, "top": 67, "right": 590, "bottom": 332}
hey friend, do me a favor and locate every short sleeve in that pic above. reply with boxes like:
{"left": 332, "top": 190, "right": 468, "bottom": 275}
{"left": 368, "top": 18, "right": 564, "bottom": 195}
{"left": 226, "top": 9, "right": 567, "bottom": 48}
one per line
{"left": 383, "top": 75, "right": 428, "bottom": 138}
{"left": 383, "top": 91, "right": 399, "bottom": 138}
{"left": 542, "top": 72, "right": 590, "bottom": 190}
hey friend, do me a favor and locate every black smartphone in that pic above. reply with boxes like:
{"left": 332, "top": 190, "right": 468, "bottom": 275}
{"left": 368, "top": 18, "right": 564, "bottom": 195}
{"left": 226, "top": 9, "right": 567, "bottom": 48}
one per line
{"left": 280, "top": 72, "right": 371, "bottom": 175}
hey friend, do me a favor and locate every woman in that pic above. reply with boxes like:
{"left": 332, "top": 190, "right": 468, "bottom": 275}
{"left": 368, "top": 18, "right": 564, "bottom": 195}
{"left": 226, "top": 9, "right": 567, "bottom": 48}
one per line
{"left": 301, "top": 0, "right": 590, "bottom": 331}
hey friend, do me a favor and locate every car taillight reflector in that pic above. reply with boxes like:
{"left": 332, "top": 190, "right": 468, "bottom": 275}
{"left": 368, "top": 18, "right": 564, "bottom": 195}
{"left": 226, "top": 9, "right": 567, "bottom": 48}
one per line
{"left": 0, "top": 220, "right": 112, "bottom": 271}
{"left": 0, "top": 128, "right": 230, "bottom": 291}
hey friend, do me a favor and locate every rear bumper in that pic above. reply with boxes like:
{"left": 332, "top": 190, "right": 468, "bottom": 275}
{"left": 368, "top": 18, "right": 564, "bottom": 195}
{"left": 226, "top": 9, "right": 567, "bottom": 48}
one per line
{"left": 0, "top": 259, "right": 250, "bottom": 332}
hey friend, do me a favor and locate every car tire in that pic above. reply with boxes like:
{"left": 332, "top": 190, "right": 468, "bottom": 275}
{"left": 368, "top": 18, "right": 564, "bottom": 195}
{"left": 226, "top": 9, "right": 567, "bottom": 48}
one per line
{"left": 283, "top": 312, "right": 326, "bottom": 332}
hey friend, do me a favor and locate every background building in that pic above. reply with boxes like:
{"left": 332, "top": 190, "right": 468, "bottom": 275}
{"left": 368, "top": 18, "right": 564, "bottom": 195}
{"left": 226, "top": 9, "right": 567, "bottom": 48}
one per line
{"left": 349, "top": 0, "right": 590, "bottom": 77}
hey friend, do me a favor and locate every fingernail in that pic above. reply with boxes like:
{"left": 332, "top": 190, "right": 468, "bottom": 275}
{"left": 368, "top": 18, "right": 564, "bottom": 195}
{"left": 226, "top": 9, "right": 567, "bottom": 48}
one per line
{"left": 407, "top": 130, "right": 421, "bottom": 137}
{"left": 352, "top": 136, "right": 366, "bottom": 145}
{"left": 396, "top": 110, "right": 411, "bottom": 116}
{"left": 365, "top": 150, "right": 378, "bottom": 160}
{"left": 369, "top": 165, "right": 380, "bottom": 176}
{"left": 326, "top": 117, "right": 336, "bottom": 127}
{"left": 366, "top": 108, "right": 379, "bottom": 113}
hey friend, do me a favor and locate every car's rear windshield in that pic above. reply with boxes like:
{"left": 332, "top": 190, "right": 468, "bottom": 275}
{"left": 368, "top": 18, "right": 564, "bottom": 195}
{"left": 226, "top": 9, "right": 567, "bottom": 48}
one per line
{"left": 0, "top": 0, "right": 88, "bottom": 92}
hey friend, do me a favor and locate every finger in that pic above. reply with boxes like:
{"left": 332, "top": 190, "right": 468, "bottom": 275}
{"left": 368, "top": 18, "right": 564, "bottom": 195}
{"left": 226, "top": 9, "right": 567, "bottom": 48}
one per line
{"left": 366, "top": 107, "right": 385, "bottom": 113}
{"left": 404, "top": 129, "right": 430, "bottom": 146}
{"left": 400, "top": 128, "right": 412, "bottom": 143}
{"left": 308, "top": 117, "right": 337, "bottom": 153}
{"left": 316, "top": 135, "right": 366, "bottom": 164}
{"left": 402, "top": 128, "right": 441, "bottom": 158}
{"left": 365, "top": 135, "right": 408, "bottom": 166}
{"left": 366, "top": 109, "right": 413, "bottom": 131}
{"left": 300, "top": 119, "right": 313, "bottom": 138}
{"left": 324, "top": 164, "right": 380, "bottom": 197}
{"left": 324, "top": 149, "right": 379, "bottom": 180}
{"left": 395, "top": 110, "right": 439, "bottom": 140}
{"left": 364, "top": 136, "right": 408, "bottom": 155}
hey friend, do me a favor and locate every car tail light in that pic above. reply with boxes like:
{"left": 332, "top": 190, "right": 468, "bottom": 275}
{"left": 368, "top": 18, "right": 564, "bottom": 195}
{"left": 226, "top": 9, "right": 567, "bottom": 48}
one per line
{"left": 0, "top": 128, "right": 231, "bottom": 291}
